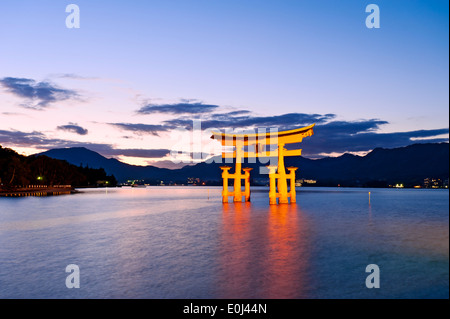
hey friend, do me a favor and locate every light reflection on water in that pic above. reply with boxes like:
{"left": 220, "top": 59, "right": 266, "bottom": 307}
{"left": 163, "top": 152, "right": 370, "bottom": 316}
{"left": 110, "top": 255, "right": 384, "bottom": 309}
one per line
{"left": 217, "top": 202, "right": 310, "bottom": 298}
{"left": 0, "top": 186, "right": 448, "bottom": 299}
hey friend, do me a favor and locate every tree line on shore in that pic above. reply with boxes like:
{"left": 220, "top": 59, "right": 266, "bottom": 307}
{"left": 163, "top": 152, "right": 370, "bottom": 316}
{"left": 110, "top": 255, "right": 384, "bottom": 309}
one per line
{"left": 0, "top": 145, "right": 117, "bottom": 189}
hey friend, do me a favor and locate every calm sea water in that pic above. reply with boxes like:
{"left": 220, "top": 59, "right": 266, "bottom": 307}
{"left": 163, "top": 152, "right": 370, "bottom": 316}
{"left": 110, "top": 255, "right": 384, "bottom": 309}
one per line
{"left": 0, "top": 187, "right": 448, "bottom": 299}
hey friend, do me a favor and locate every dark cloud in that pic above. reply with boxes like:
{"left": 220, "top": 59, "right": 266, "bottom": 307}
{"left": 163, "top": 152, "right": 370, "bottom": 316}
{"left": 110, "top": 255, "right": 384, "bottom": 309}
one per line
{"left": 315, "top": 119, "right": 388, "bottom": 135}
{"left": 109, "top": 123, "right": 172, "bottom": 136}
{"left": 165, "top": 112, "right": 335, "bottom": 130}
{"left": 110, "top": 109, "right": 448, "bottom": 158}
{"left": 137, "top": 101, "right": 219, "bottom": 115}
{"left": 57, "top": 123, "right": 88, "bottom": 135}
{"left": 0, "top": 130, "right": 55, "bottom": 147}
{"left": 0, "top": 130, "right": 170, "bottom": 159}
{"left": 299, "top": 123, "right": 449, "bottom": 157}
{"left": 0, "top": 129, "right": 115, "bottom": 154}
{"left": 227, "top": 110, "right": 252, "bottom": 116}
{"left": 0, "top": 77, "right": 78, "bottom": 110}
{"left": 1, "top": 115, "right": 448, "bottom": 162}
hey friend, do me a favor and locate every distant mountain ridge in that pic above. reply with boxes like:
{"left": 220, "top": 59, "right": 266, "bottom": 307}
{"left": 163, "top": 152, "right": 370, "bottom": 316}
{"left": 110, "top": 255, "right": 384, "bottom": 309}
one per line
{"left": 37, "top": 147, "right": 172, "bottom": 182}
{"left": 36, "top": 143, "right": 449, "bottom": 187}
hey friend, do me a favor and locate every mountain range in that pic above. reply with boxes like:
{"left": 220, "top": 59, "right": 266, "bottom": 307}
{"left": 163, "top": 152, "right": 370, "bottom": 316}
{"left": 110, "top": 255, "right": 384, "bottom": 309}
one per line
{"left": 37, "top": 142, "right": 449, "bottom": 187}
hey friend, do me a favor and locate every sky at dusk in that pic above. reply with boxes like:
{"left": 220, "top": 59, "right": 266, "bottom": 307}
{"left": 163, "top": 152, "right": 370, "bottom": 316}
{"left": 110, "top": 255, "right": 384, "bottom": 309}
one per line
{"left": 0, "top": 0, "right": 448, "bottom": 167}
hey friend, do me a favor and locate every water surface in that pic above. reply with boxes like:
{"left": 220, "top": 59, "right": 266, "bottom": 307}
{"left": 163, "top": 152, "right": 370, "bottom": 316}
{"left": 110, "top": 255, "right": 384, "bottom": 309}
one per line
{"left": 0, "top": 187, "right": 448, "bottom": 298}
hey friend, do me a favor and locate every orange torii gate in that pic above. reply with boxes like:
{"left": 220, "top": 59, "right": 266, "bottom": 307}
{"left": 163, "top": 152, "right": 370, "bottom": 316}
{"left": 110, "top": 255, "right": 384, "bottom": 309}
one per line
{"left": 211, "top": 124, "right": 315, "bottom": 204}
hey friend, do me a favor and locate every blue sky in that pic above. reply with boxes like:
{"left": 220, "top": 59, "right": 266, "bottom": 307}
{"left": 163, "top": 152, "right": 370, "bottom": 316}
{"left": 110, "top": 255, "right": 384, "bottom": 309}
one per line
{"left": 0, "top": 0, "right": 448, "bottom": 167}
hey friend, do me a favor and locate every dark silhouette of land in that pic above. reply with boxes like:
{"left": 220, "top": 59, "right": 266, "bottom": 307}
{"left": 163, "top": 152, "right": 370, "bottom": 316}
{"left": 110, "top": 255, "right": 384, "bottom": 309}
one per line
{"left": 35, "top": 142, "right": 449, "bottom": 188}
{"left": 0, "top": 145, "right": 117, "bottom": 194}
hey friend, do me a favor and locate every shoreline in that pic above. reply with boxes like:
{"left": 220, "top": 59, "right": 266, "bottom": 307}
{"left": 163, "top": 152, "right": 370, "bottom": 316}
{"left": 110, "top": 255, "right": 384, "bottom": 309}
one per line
{"left": 0, "top": 187, "right": 76, "bottom": 197}
{"left": 1, "top": 185, "right": 447, "bottom": 197}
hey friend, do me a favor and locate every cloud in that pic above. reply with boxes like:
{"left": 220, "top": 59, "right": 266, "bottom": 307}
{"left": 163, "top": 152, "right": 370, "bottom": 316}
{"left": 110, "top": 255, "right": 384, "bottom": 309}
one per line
{"left": 1, "top": 115, "right": 448, "bottom": 162}
{"left": 107, "top": 148, "right": 170, "bottom": 158}
{"left": 0, "top": 77, "right": 78, "bottom": 110}
{"left": 145, "top": 160, "right": 192, "bottom": 169}
{"left": 227, "top": 110, "right": 252, "bottom": 116}
{"left": 0, "top": 130, "right": 118, "bottom": 156}
{"left": 57, "top": 123, "right": 88, "bottom": 135}
{"left": 1, "top": 112, "right": 30, "bottom": 117}
{"left": 137, "top": 101, "right": 220, "bottom": 115}
{"left": 109, "top": 123, "right": 171, "bottom": 136}
{"left": 109, "top": 108, "right": 449, "bottom": 158}
{"left": 0, "top": 129, "right": 170, "bottom": 159}
{"left": 0, "top": 130, "right": 56, "bottom": 147}
{"left": 165, "top": 112, "right": 336, "bottom": 130}
{"left": 53, "top": 73, "right": 99, "bottom": 80}
{"left": 299, "top": 122, "right": 449, "bottom": 157}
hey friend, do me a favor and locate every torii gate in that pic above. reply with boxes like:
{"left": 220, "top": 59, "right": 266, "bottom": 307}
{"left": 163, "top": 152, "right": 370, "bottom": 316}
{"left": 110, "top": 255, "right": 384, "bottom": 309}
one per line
{"left": 211, "top": 124, "right": 315, "bottom": 204}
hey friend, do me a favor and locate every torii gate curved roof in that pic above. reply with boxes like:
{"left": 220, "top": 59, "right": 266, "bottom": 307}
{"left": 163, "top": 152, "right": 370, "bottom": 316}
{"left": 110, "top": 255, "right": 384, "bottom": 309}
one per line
{"left": 210, "top": 123, "right": 315, "bottom": 146}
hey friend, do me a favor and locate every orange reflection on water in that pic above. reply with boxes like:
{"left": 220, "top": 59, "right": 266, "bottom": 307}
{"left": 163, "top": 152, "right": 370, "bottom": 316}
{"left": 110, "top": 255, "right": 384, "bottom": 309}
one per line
{"left": 218, "top": 202, "right": 253, "bottom": 298}
{"left": 218, "top": 202, "right": 310, "bottom": 298}
{"left": 264, "top": 203, "right": 309, "bottom": 298}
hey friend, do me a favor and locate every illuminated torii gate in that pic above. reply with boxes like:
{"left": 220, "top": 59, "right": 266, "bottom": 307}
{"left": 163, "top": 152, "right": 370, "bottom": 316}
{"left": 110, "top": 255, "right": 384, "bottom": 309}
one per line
{"left": 211, "top": 124, "right": 315, "bottom": 204}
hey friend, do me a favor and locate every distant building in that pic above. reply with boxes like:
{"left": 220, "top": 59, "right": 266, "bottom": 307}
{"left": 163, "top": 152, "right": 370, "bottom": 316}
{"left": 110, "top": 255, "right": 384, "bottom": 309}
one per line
{"left": 96, "top": 180, "right": 110, "bottom": 187}
{"left": 187, "top": 177, "right": 200, "bottom": 185}
{"left": 295, "top": 178, "right": 317, "bottom": 186}
{"left": 424, "top": 178, "right": 443, "bottom": 188}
